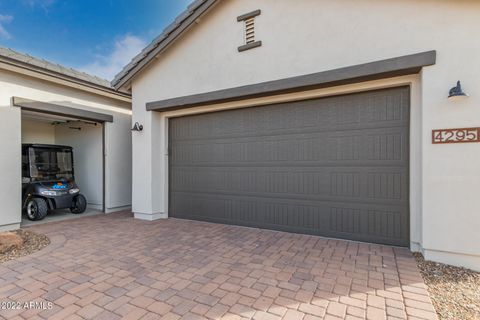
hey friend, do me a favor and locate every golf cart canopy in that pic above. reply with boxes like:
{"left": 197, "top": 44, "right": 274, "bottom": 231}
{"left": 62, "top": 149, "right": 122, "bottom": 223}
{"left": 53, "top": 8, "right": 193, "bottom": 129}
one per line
{"left": 22, "top": 144, "right": 75, "bottom": 182}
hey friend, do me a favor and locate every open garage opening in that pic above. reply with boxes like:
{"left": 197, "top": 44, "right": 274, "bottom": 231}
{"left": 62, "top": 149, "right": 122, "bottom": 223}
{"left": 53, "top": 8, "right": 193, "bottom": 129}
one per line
{"left": 20, "top": 110, "right": 105, "bottom": 225}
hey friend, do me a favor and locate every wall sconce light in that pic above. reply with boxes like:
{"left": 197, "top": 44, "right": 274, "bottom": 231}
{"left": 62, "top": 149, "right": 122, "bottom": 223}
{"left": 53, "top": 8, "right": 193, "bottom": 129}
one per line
{"left": 448, "top": 81, "right": 469, "bottom": 99}
{"left": 131, "top": 122, "right": 143, "bottom": 132}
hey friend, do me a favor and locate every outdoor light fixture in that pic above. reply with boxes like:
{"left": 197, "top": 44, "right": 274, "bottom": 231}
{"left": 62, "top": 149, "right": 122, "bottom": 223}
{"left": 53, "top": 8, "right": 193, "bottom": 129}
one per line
{"left": 448, "top": 81, "right": 469, "bottom": 99}
{"left": 131, "top": 122, "right": 143, "bottom": 132}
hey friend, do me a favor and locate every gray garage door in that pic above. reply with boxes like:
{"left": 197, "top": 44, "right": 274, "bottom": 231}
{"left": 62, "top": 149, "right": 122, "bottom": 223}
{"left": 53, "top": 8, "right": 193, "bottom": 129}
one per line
{"left": 169, "top": 86, "right": 410, "bottom": 246}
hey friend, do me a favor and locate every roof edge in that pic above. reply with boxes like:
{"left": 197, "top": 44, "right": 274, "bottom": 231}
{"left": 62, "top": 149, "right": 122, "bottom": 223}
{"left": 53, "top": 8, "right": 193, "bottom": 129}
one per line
{"left": 0, "top": 53, "right": 131, "bottom": 102}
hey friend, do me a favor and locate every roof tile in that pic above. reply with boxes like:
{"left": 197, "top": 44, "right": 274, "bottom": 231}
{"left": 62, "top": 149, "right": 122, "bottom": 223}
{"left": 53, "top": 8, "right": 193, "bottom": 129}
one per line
{"left": 0, "top": 46, "right": 112, "bottom": 88}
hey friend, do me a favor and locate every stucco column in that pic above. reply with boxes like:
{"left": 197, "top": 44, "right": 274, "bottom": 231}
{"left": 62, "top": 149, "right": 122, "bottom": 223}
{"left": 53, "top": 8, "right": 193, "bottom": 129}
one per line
{"left": 131, "top": 100, "right": 167, "bottom": 220}
{"left": 0, "top": 106, "right": 22, "bottom": 231}
{"left": 420, "top": 62, "right": 480, "bottom": 271}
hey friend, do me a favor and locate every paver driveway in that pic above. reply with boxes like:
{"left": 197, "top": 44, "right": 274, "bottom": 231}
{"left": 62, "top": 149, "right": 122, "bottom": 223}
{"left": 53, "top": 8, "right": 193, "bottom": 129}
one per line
{"left": 0, "top": 213, "right": 437, "bottom": 320}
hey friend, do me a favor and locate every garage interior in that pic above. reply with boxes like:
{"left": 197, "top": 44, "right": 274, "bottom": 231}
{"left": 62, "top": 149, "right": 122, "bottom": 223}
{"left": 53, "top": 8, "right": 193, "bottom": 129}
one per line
{"left": 20, "top": 106, "right": 105, "bottom": 225}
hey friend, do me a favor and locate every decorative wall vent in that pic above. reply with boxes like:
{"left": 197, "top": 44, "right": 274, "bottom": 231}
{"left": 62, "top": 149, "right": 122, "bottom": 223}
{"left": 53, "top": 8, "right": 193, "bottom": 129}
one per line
{"left": 245, "top": 17, "right": 255, "bottom": 44}
{"left": 237, "top": 9, "right": 262, "bottom": 52}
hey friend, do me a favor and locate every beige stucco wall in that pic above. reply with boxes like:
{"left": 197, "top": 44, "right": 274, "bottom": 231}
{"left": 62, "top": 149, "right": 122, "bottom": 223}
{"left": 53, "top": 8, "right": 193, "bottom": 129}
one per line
{"left": 0, "top": 68, "right": 132, "bottom": 229}
{"left": 130, "top": 0, "right": 480, "bottom": 270}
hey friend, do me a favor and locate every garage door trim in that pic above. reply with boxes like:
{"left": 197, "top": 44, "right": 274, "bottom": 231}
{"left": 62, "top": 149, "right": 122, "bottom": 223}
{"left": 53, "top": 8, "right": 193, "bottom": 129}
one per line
{"left": 12, "top": 97, "right": 114, "bottom": 123}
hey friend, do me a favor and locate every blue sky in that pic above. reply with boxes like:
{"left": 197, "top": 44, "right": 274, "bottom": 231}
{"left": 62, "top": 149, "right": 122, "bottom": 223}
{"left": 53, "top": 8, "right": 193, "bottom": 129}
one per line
{"left": 0, "top": 0, "right": 192, "bottom": 80}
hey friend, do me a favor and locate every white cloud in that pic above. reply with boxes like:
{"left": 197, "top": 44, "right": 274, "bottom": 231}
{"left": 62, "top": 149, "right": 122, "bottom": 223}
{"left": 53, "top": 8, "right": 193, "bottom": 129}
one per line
{"left": 0, "top": 15, "right": 13, "bottom": 40}
{"left": 80, "top": 34, "right": 147, "bottom": 81}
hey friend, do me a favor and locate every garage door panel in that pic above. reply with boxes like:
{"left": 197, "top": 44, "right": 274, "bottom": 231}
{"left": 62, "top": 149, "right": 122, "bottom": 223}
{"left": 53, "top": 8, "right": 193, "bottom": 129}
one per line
{"left": 171, "top": 120, "right": 409, "bottom": 143}
{"left": 170, "top": 192, "right": 409, "bottom": 246}
{"left": 170, "top": 90, "right": 409, "bottom": 142}
{"left": 169, "top": 87, "right": 410, "bottom": 246}
{"left": 171, "top": 129, "right": 408, "bottom": 165}
{"left": 171, "top": 167, "right": 407, "bottom": 205}
{"left": 170, "top": 190, "right": 408, "bottom": 211}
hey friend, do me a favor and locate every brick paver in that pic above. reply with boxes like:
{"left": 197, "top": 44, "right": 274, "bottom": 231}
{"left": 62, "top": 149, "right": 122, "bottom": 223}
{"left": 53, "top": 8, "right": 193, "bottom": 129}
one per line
{"left": 0, "top": 213, "right": 437, "bottom": 319}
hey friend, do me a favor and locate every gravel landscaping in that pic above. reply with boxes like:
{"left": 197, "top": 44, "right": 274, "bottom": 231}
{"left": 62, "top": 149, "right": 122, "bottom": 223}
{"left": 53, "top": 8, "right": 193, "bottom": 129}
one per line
{"left": 415, "top": 253, "right": 480, "bottom": 320}
{"left": 0, "top": 229, "right": 50, "bottom": 263}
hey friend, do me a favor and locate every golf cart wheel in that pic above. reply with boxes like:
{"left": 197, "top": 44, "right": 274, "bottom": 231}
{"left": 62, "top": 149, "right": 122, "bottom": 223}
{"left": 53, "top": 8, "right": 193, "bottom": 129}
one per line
{"left": 26, "top": 198, "right": 48, "bottom": 221}
{"left": 70, "top": 194, "right": 87, "bottom": 214}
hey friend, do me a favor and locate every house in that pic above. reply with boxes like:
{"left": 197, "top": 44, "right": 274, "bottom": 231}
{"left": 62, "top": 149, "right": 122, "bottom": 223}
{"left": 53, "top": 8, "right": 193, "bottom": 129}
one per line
{"left": 0, "top": 47, "right": 132, "bottom": 230}
{"left": 112, "top": 0, "right": 480, "bottom": 271}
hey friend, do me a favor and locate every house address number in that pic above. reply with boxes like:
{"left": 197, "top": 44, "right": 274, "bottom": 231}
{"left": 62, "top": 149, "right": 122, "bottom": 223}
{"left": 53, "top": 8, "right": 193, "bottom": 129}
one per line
{"left": 432, "top": 127, "right": 480, "bottom": 144}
